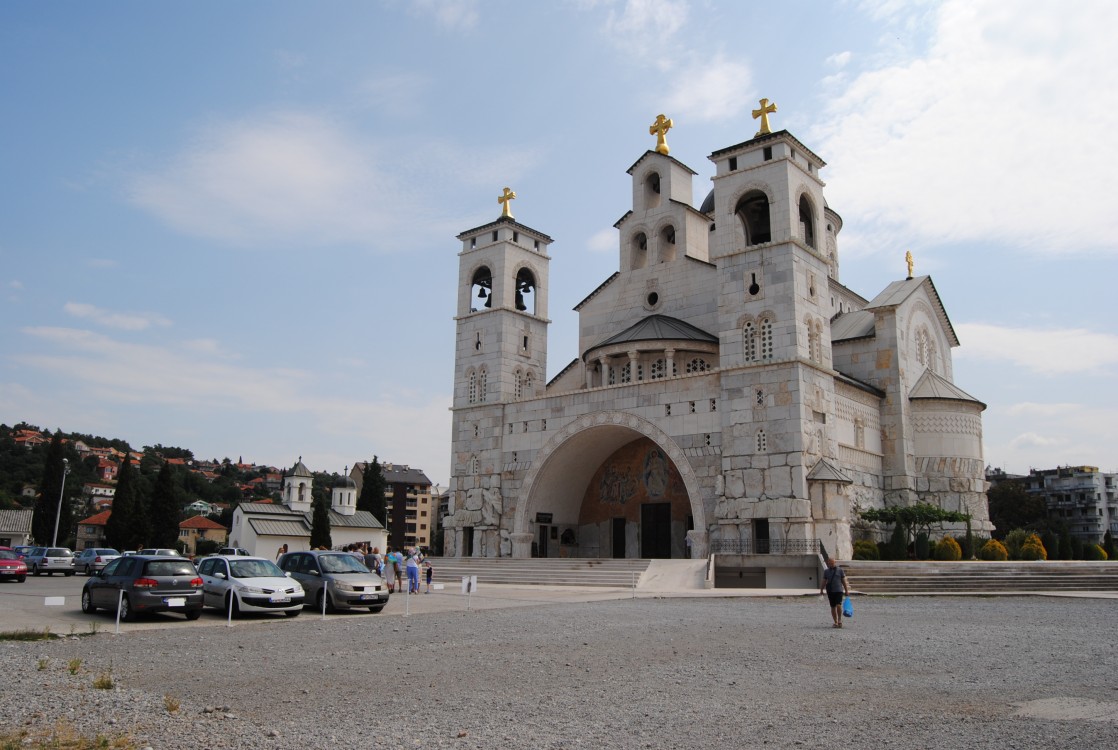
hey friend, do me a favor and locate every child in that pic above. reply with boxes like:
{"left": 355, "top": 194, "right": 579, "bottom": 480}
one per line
{"left": 423, "top": 559, "right": 433, "bottom": 593}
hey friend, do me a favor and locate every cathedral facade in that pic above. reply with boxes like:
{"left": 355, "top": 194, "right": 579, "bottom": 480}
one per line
{"left": 443, "top": 111, "right": 990, "bottom": 561}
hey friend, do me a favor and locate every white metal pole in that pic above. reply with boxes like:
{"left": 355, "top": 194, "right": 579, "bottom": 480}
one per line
{"left": 321, "top": 583, "right": 327, "bottom": 620}
{"left": 51, "top": 459, "right": 70, "bottom": 547}
{"left": 114, "top": 588, "right": 123, "bottom": 635}
{"left": 405, "top": 579, "right": 410, "bottom": 617}
{"left": 227, "top": 591, "right": 234, "bottom": 627}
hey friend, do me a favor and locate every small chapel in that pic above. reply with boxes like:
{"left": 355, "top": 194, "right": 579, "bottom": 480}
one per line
{"left": 443, "top": 103, "right": 991, "bottom": 565}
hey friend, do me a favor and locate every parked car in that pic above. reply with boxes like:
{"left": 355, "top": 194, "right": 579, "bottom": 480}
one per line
{"left": 0, "top": 550, "right": 28, "bottom": 582}
{"left": 12, "top": 546, "right": 35, "bottom": 559}
{"left": 26, "top": 547, "right": 75, "bottom": 576}
{"left": 277, "top": 550, "right": 390, "bottom": 613}
{"left": 74, "top": 548, "right": 121, "bottom": 575}
{"left": 137, "top": 548, "right": 179, "bottom": 556}
{"left": 198, "top": 555, "right": 304, "bottom": 617}
{"left": 81, "top": 555, "right": 203, "bottom": 621}
{"left": 217, "top": 547, "right": 251, "bottom": 556}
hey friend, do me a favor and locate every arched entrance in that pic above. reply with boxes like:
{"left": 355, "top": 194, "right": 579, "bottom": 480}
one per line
{"left": 513, "top": 411, "right": 707, "bottom": 559}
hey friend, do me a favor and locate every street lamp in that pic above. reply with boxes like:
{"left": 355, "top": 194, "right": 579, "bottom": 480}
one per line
{"left": 51, "top": 458, "right": 70, "bottom": 547}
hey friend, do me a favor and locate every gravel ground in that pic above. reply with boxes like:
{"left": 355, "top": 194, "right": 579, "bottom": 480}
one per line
{"left": 2, "top": 595, "right": 1116, "bottom": 749}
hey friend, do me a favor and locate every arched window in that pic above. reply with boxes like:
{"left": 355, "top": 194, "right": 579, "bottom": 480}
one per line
{"left": 515, "top": 268, "right": 536, "bottom": 314}
{"left": 632, "top": 232, "right": 648, "bottom": 270}
{"left": 735, "top": 190, "right": 771, "bottom": 246}
{"left": 798, "top": 195, "right": 816, "bottom": 249}
{"left": 756, "top": 429, "right": 767, "bottom": 453}
{"left": 469, "top": 456, "right": 479, "bottom": 475}
{"left": 525, "top": 370, "right": 533, "bottom": 395}
{"left": 608, "top": 364, "right": 617, "bottom": 386}
{"left": 477, "top": 368, "right": 488, "bottom": 403}
{"left": 620, "top": 362, "right": 632, "bottom": 384}
{"left": 659, "top": 225, "right": 677, "bottom": 263}
{"left": 467, "top": 370, "right": 477, "bottom": 404}
{"left": 686, "top": 358, "right": 709, "bottom": 374}
{"left": 650, "top": 359, "right": 666, "bottom": 380}
{"left": 644, "top": 172, "right": 661, "bottom": 209}
{"left": 470, "top": 267, "right": 492, "bottom": 311}
{"left": 514, "top": 369, "right": 523, "bottom": 400}
{"left": 760, "top": 317, "right": 774, "bottom": 360}
{"left": 743, "top": 321, "right": 757, "bottom": 361}
{"left": 636, "top": 363, "right": 644, "bottom": 381}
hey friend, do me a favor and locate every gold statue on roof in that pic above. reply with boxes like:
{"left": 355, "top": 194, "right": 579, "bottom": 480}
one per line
{"left": 906, "top": 250, "right": 914, "bottom": 279}
{"left": 649, "top": 114, "right": 673, "bottom": 155}
{"left": 752, "top": 98, "right": 777, "bottom": 136}
{"left": 498, "top": 186, "right": 516, "bottom": 219}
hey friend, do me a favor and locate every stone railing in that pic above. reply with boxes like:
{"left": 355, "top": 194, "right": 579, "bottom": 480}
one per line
{"left": 710, "top": 538, "right": 821, "bottom": 555}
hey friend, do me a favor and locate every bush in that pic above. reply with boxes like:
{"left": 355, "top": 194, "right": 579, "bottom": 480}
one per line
{"left": 877, "top": 541, "right": 891, "bottom": 560}
{"left": 934, "top": 536, "right": 962, "bottom": 561}
{"left": 1041, "top": 531, "right": 1060, "bottom": 561}
{"left": 887, "top": 522, "right": 908, "bottom": 560}
{"left": 1059, "top": 528, "right": 1073, "bottom": 560}
{"left": 852, "top": 540, "right": 880, "bottom": 560}
{"left": 980, "top": 539, "right": 1008, "bottom": 561}
{"left": 1084, "top": 543, "right": 1109, "bottom": 561}
{"left": 1019, "top": 533, "right": 1047, "bottom": 561}
{"left": 1003, "top": 529, "right": 1029, "bottom": 560}
{"left": 915, "top": 532, "right": 930, "bottom": 560}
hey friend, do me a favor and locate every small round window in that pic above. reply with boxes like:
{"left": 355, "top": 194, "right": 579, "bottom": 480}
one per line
{"left": 647, "top": 292, "right": 659, "bottom": 306}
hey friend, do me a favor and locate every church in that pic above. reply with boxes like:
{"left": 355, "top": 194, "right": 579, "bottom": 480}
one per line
{"left": 442, "top": 102, "right": 991, "bottom": 563}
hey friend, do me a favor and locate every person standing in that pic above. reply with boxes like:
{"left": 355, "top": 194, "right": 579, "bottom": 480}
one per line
{"left": 819, "top": 557, "right": 850, "bottom": 628}
{"left": 423, "top": 559, "right": 433, "bottom": 593}
{"left": 406, "top": 547, "right": 421, "bottom": 594}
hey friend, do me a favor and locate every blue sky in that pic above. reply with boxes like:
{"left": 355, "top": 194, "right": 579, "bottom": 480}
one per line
{"left": 3, "top": 0, "right": 1116, "bottom": 487}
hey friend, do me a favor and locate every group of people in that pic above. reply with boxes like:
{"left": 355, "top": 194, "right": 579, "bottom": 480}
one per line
{"left": 349, "top": 543, "right": 432, "bottom": 595}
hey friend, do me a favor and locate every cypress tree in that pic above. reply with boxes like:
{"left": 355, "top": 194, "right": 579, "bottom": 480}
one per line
{"left": 130, "top": 464, "right": 152, "bottom": 550}
{"left": 357, "top": 456, "right": 388, "bottom": 524}
{"left": 310, "top": 495, "right": 332, "bottom": 549}
{"left": 105, "top": 456, "right": 135, "bottom": 551}
{"left": 33, "top": 432, "right": 71, "bottom": 545}
{"left": 149, "top": 462, "right": 179, "bottom": 548}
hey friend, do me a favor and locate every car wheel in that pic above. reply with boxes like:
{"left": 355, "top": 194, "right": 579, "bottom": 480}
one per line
{"left": 184, "top": 609, "right": 202, "bottom": 621}
{"left": 32, "top": 565, "right": 40, "bottom": 576}
{"left": 226, "top": 592, "right": 241, "bottom": 619}
{"left": 81, "top": 590, "right": 97, "bottom": 613}
{"left": 368, "top": 605, "right": 385, "bottom": 613}
{"left": 316, "top": 589, "right": 337, "bottom": 614}
{"left": 65, "top": 571, "right": 74, "bottom": 577}
{"left": 16, "top": 575, "right": 25, "bottom": 583}
{"left": 283, "top": 608, "right": 301, "bottom": 618}
{"left": 119, "top": 595, "right": 136, "bottom": 622}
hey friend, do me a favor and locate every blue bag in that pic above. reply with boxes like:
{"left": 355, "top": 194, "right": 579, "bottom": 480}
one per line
{"left": 842, "top": 595, "right": 853, "bottom": 618}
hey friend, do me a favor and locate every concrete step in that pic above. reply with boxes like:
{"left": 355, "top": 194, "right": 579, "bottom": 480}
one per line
{"left": 424, "top": 557, "right": 652, "bottom": 588}
{"left": 842, "top": 560, "right": 1118, "bottom": 593}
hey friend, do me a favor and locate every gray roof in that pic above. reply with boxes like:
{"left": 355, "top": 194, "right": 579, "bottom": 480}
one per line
{"left": 239, "top": 502, "right": 300, "bottom": 516}
{"left": 584, "top": 314, "right": 718, "bottom": 359}
{"left": 240, "top": 503, "right": 385, "bottom": 538}
{"left": 830, "top": 310, "right": 876, "bottom": 342}
{"left": 381, "top": 466, "right": 432, "bottom": 487}
{"left": 0, "top": 508, "right": 32, "bottom": 533}
{"left": 909, "top": 369, "right": 985, "bottom": 407}
{"left": 288, "top": 460, "right": 313, "bottom": 478}
{"left": 864, "top": 276, "right": 959, "bottom": 347}
{"left": 249, "top": 517, "right": 309, "bottom": 538}
{"left": 330, "top": 510, "right": 385, "bottom": 529}
{"left": 806, "top": 459, "right": 853, "bottom": 484}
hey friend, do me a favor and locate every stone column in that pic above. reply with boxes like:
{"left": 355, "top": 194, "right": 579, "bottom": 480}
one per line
{"left": 599, "top": 356, "right": 609, "bottom": 387}
{"left": 665, "top": 348, "right": 676, "bottom": 378}
{"left": 686, "top": 529, "right": 709, "bottom": 558}
{"left": 584, "top": 361, "right": 594, "bottom": 389}
{"left": 627, "top": 350, "right": 639, "bottom": 381}
{"left": 510, "top": 532, "right": 533, "bottom": 559}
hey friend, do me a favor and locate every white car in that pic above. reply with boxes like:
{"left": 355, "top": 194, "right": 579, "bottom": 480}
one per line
{"left": 197, "top": 555, "right": 305, "bottom": 617}
{"left": 74, "top": 547, "right": 120, "bottom": 575}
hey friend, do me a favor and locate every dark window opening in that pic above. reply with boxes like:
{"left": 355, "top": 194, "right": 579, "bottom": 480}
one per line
{"left": 799, "top": 195, "right": 816, "bottom": 249}
{"left": 736, "top": 191, "right": 771, "bottom": 245}
{"left": 515, "top": 268, "right": 536, "bottom": 313}
{"left": 471, "top": 266, "right": 493, "bottom": 310}
{"left": 763, "top": 146, "right": 772, "bottom": 161}
{"left": 647, "top": 292, "right": 659, "bottom": 306}
{"left": 728, "top": 157, "right": 737, "bottom": 171}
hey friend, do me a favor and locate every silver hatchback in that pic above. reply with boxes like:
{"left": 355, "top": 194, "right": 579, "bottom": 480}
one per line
{"left": 26, "top": 547, "right": 75, "bottom": 576}
{"left": 74, "top": 548, "right": 121, "bottom": 575}
{"left": 277, "top": 550, "right": 389, "bottom": 613}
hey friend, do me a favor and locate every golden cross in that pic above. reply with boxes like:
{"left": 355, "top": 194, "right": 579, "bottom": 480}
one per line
{"left": 752, "top": 97, "right": 778, "bottom": 136}
{"left": 906, "top": 251, "right": 914, "bottom": 279}
{"left": 649, "top": 114, "right": 673, "bottom": 155}
{"left": 498, "top": 187, "right": 516, "bottom": 218}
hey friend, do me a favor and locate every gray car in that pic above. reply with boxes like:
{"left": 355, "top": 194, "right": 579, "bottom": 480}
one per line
{"left": 81, "top": 554, "right": 203, "bottom": 621}
{"left": 26, "top": 547, "right": 75, "bottom": 576}
{"left": 277, "top": 550, "right": 390, "bottom": 613}
{"left": 74, "top": 547, "right": 120, "bottom": 575}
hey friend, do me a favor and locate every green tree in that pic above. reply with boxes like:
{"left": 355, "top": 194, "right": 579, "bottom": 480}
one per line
{"left": 860, "top": 503, "right": 971, "bottom": 550}
{"left": 32, "top": 433, "right": 72, "bottom": 545}
{"left": 358, "top": 457, "right": 388, "bottom": 523}
{"left": 105, "top": 456, "right": 136, "bottom": 551}
{"left": 148, "top": 462, "right": 180, "bottom": 548}
{"left": 310, "top": 494, "right": 332, "bottom": 549}
{"left": 986, "top": 481, "right": 1047, "bottom": 538}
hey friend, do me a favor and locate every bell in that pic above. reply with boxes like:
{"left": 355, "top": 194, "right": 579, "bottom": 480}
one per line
{"left": 477, "top": 287, "right": 488, "bottom": 299}
{"left": 515, "top": 291, "right": 526, "bottom": 311}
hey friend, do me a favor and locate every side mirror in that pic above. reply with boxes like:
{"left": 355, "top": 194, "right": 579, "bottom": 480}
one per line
{"left": 215, "top": 572, "right": 226, "bottom": 580}
{"left": 310, "top": 569, "right": 321, "bottom": 576}
{"left": 284, "top": 571, "right": 292, "bottom": 578}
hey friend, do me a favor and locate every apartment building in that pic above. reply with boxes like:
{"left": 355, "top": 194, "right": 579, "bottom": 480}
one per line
{"left": 1022, "top": 466, "right": 1118, "bottom": 543}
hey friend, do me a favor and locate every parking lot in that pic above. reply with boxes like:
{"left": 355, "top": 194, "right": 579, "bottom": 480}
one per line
{"left": 0, "top": 572, "right": 646, "bottom": 633}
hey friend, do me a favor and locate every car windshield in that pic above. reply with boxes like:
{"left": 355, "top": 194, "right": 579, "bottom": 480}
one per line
{"left": 0, "top": 551, "right": 18, "bottom": 560}
{"left": 318, "top": 554, "right": 369, "bottom": 574}
{"left": 142, "top": 560, "right": 195, "bottom": 577}
{"left": 47, "top": 548, "right": 71, "bottom": 557}
{"left": 229, "top": 559, "right": 285, "bottom": 579}
{"left": 95, "top": 549, "right": 119, "bottom": 555}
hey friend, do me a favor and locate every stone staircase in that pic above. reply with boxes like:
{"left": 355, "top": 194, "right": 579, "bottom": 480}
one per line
{"left": 843, "top": 560, "right": 1118, "bottom": 594}
{"left": 424, "top": 557, "right": 652, "bottom": 588}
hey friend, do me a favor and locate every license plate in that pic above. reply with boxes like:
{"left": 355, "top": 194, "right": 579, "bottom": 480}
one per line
{"left": 360, "top": 593, "right": 377, "bottom": 600}
{"left": 164, "top": 597, "right": 186, "bottom": 607}
{"left": 269, "top": 596, "right": 290, "bottom": 603}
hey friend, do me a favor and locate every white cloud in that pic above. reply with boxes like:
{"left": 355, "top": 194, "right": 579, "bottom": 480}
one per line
{"left": 1008, "top": 432, "right": 1064, "bottom": 450}
{"left": 664, "top": 56, "right": 752, "bottom": 123}
{"left": 63, "top": 302, "right": 171, "bottom": 331}
{"left": 825, "top": 51, "right": 852, "bottom": 69}
{"left": 984, "top": 400, "right": 1118, "bottom": 473}
{"left": 1006, "top": 402, "right": 1082, "bottom": 419}
{"left": 587, "top": 228, "right": 616, "bottom": 253}
{"left": 954, "top": 323, "right": 1118, "bottom": 375}
{"left": 605, "top": 0, "right": 689, "bottom": 56}
{"left": 815, "top": 0, "right": 1118, "bottom": 256}
{"left": 410, "top": 0, "right": 479, "bottom": 31}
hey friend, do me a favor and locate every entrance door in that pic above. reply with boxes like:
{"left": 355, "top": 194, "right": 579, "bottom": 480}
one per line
{"left": 463, "top": 527, "right": 474, "bottom": 557}
{"left": 612, "top": 518, "right": 626, "bottom": 559}
{"left": 754, "top": 519, "right": 770, "bottom": 554}
{"left": 640, "top": 502, "right": 672, "bottom": 558}
{"left": 537, "top": 525, "right": 549, "bottom": 558}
